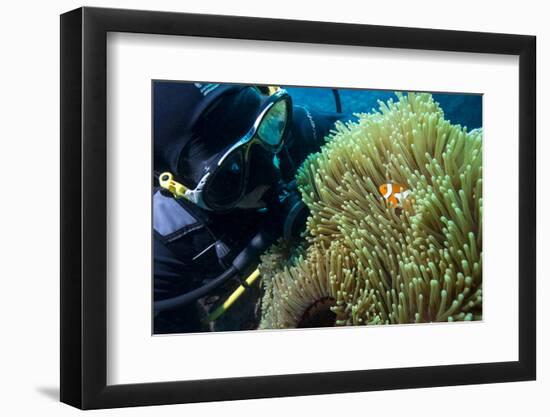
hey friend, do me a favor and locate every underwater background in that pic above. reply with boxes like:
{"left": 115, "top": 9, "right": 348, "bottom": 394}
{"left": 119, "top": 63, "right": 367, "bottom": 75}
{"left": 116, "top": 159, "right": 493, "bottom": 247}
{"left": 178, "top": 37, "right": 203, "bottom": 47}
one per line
{"left": 284, "top": 87, "right": 482, "bottom": 130}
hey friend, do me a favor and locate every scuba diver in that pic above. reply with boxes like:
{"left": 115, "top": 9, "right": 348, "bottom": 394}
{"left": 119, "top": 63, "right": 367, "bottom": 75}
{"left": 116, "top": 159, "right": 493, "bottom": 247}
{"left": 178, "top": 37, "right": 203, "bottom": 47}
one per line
{"left": 153, "top": 82, "right": 347, "bottom": 334}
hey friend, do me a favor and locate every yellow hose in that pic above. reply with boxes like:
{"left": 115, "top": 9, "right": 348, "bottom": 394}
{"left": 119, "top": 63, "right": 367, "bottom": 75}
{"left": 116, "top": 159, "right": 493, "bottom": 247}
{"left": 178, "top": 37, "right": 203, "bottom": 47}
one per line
{"left": 203, "top": 269, "right": 261, "bottom": 323}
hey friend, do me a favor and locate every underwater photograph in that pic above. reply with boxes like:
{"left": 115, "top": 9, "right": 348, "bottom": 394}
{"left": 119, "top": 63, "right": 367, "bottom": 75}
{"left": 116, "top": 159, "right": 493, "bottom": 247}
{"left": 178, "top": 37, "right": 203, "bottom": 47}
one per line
{"left": 152, "top": 81, "right": 483, "bottom": 334}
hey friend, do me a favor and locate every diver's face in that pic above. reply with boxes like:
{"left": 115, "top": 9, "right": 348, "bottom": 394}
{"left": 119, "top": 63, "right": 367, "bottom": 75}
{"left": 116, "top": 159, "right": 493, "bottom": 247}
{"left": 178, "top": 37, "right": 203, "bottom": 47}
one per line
{"left": 191, "top": 89, "right": 292, "bottom": 212}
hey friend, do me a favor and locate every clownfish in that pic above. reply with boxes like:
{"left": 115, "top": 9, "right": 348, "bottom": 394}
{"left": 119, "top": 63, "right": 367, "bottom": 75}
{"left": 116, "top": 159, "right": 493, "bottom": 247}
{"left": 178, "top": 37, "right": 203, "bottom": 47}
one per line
{"left": 379, "top": 182, "right": 411, "bottom": 209}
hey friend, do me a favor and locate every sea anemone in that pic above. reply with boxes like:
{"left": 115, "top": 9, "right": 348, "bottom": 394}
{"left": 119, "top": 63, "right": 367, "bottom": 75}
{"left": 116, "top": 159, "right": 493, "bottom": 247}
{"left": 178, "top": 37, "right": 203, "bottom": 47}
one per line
{"left": 259, "top": 92, "right": 482, "bottom": 329}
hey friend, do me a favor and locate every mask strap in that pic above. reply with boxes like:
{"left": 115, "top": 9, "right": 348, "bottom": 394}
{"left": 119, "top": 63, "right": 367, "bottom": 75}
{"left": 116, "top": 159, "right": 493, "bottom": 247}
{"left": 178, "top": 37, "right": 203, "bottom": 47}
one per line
{"left": 256, "top": 85, "right": 280, "bottom": 96}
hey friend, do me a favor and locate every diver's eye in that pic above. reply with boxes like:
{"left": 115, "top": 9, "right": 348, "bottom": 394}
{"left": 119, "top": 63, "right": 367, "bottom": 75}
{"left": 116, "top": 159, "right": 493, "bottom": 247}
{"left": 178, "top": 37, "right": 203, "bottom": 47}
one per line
{"left": 205, "top": 151, "right": 245, "bottom": 207}
{"left": 229, "top": 161, "right": 241, "bottom": 173}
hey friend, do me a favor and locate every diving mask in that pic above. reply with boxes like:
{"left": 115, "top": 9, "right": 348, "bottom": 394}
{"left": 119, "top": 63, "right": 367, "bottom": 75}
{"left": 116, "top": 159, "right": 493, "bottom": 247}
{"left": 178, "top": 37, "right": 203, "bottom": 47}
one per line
{"left": 160, "top": 89, "right": 292, "bottom": 211}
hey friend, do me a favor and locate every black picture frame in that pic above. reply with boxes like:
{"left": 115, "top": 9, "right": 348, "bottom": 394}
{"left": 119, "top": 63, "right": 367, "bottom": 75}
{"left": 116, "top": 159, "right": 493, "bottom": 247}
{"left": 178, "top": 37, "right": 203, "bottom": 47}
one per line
{"left": 60, "top": 6, "right": 536, "bottom": 410}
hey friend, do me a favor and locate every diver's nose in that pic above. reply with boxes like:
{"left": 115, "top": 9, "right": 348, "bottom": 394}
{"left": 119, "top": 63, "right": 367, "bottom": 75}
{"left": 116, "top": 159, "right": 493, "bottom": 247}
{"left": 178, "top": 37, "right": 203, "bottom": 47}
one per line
{"left": 247, "top": 146, "right": 281, "bottom": 189}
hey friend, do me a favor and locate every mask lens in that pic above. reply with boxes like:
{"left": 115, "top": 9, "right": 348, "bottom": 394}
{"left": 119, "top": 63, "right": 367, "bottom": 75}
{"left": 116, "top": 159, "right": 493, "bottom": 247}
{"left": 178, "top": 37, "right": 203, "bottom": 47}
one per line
{"left": 257, "top": 98, "right": 289, "bottom": 148}
{"left": 205, "top": 150, "right": 245, "bottom": 208}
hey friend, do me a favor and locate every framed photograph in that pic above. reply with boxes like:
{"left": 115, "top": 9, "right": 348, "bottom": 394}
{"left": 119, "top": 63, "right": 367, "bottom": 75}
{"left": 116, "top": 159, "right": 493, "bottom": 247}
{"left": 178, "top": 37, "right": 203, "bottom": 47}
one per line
{"left": 60, "top": 6, "right": 536, "bottom": 409}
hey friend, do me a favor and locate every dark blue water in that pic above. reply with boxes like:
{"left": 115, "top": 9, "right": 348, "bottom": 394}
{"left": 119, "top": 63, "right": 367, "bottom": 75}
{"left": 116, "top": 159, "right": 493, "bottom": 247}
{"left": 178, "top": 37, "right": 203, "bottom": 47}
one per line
{"left": 283, "top": 86, "right": 482, "bottom": 131}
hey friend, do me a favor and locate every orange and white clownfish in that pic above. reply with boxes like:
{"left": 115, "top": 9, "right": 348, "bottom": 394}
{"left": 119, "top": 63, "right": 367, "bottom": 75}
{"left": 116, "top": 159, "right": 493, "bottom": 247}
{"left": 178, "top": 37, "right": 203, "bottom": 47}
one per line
{"left": 379, "top": 182, "right": 411, "bottom": 209}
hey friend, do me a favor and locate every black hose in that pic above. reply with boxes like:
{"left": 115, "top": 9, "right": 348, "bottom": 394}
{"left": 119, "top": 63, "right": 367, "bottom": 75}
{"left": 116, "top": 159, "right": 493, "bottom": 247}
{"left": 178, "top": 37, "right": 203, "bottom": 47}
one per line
{"left": 154, "top": 228, "right": 276, "bottom": 315}
{"left": 332, "top": 88, "right": 342, "bottom": 113}
{"left": 154, "top": 266, "right": 238, "bottom": 314}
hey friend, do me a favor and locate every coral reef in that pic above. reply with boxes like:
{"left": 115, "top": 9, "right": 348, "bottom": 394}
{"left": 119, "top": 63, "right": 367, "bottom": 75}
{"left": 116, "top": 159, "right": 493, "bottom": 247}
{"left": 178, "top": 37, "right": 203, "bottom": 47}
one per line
{"left": 259, "top": 92, "right": 482, "bottom": 329}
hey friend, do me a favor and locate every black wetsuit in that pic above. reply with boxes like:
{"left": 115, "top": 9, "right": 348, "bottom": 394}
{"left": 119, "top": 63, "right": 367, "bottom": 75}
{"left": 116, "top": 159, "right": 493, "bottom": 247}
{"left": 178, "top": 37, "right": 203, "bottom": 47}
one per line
{"left": 153, "top": 105, "right": 346, "bottom": 334}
